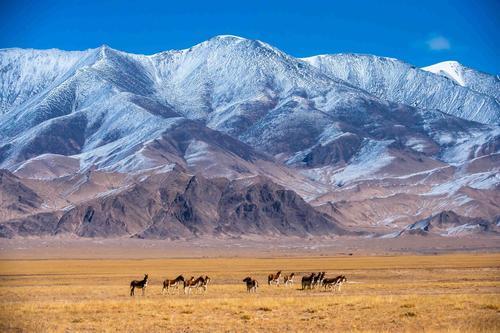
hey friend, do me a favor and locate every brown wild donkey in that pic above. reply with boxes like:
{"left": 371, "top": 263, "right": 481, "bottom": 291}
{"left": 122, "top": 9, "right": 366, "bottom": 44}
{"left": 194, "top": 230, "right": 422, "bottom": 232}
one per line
{"left": 183, "top": 276, "right": 199, "bottom": 294}
{"left": 162, "top": 275, "right": 184, "bottom": 294}
{"left": 268, "top": 270, "right": 282, "bottom": 286}
{"left": 243, "top": 277, "right": 258, "bottom": 293}
{"left": 283, "top": 273, "right": 295, "bottom": 287}
{"left": 130, "top": 274, "right": 149, "bottom": 296}
{"left": 195, "top": 275, "right": 211, "bottom": 293}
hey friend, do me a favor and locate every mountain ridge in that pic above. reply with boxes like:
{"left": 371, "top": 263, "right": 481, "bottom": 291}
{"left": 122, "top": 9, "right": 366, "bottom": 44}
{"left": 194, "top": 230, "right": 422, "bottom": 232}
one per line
{"left": 0, "top": 35, "right": 498, "bottom": 239}
{"left": 302, "top": 53, "right": 499, "bottom": 124}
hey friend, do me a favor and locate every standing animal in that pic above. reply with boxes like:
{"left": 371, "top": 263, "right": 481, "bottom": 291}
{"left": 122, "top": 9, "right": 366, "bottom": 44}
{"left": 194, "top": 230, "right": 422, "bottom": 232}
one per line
{"left": 195, "top": 275, "right": 211, "bottom": 293}
{"left": 320, "top": 272, "right": 326, "bottom": 283}
{"left": 243, "top": 277, "right": 259, "bottom": 293}
{"left": 313, "top": 272, "right": 326, "bottom": 288}
{"left": 301, "top": 273, "right": 316, "bottom": 290}
{"left": 283, "top": 273, "right": 295, "bottom": 287}
{"left": 184, "top": 276, "right": 202, "bottom": 294}
{"left": 322, "top": 275, "right": 347, "bottom": 291}
{"left": 130, "top": 274, "right": 149, "bottom": 296}
{"left": 162, "top": 275, "right": 184, "bottom": 294}
{"left": 268, "top": 271, "right": 282, "bottom": 286}
{"left": 322, "top": 277, "right": 337, "bottom": 290}
{"left": 334, "top": 275, "right": 347, "bottom": 291}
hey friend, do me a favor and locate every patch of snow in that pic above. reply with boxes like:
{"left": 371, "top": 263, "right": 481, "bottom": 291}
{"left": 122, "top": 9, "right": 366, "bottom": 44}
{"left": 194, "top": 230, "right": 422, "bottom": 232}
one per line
{"left": 438, "top": 127, "right": 500, "bottom": 165}
{"left": 469, "top": 172, "right": 500, "bottom": 190}
{"left": 302, "top": 139, "right": 395, "bottom": 186}
{"left": 442, "top": 223, "right": 480, "bottom": 236}
{"left": 422, "top": 61, "right": 466, "bottom": 86}
{"left": 407, "top": 220, "right": 430, "bottom": 231}
{"left": 379, "top": 231, "right": 402, "bottom": 239}
{"left": 426, "top": 171, "right": 499, "bottom": 196}
{"left": 184, "top": 140, "right": 214, "bottom": 167}
{"left": 405, "top": 137, "right": 428, "bottom": 152}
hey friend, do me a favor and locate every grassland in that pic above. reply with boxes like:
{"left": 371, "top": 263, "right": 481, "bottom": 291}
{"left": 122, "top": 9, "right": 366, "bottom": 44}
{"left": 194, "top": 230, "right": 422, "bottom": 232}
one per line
{"left": 0, "top": 254, "right": 499, "bottom": 332}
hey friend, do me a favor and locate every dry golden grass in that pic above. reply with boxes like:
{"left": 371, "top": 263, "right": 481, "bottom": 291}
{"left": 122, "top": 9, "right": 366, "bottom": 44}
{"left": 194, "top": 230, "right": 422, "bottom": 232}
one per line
{"left": 0, "top": 253, "right": 499, "bottom": 332}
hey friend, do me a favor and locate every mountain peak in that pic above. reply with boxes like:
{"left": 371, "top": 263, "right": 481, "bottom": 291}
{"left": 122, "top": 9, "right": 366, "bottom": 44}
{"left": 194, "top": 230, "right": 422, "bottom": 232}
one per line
{"left": 210, "top": 34, "right": 247, "bottom": 41}
{"left": 422, "top": 60, "right": 466, "bottom": 86}
{"left": 193, "top": 35, "right": 281, "bottom": 54}
{"left": 95, "top": 44, "right": 122, "bottom": 56}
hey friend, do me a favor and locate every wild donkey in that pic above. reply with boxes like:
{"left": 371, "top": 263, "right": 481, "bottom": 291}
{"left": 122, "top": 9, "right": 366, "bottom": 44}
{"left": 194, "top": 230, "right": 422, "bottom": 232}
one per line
{"left": 243, "top": 277, "right": 259, "bottom": 293}
{"left": 322, "top": 275, "right": 347, "bottom": 291}
{"left": 268, "top": 271, "right": 282, "bottom": 286}
{"left": 162, "top": 275, "right": 184, "bottom": 294}
{"left": 184, "top": 276, "right": 209, "bottom": 294}
{"left": 301, "top": 273, "right": 316, "bottom": 290}
{"left": 130, "top": 274, "right": 149, "bottom": 296}
{"left": 333, "top": 275, "right": 347, "bottom": 291}
{"left": 195, "top": 275, "right": 211, "bottom": 293}
{"left": 312, "top": 272, "right": 326, "bottom": 288}
{"left": 283, "top": 273, "right": 295, "bottom": 287}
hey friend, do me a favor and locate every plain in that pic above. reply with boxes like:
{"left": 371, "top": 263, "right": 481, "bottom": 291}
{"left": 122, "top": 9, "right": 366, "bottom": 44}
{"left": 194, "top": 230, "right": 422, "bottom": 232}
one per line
{"left": 0, "top": 253, "right": 499, "bottom": 332}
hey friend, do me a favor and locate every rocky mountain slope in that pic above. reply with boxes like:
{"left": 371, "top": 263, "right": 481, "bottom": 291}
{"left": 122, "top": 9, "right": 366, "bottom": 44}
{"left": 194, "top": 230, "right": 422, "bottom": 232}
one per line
{"left": 0, "top": 36, "right": 498, "bottom": 239}
{"left": 0, "top": 169, "right": 345, "bottom": 238}
{"left": 387, "top": 210, "right": 500, "bottom": 238}
{"left": 303, "top": 54, "right": 499, "bottom": 124}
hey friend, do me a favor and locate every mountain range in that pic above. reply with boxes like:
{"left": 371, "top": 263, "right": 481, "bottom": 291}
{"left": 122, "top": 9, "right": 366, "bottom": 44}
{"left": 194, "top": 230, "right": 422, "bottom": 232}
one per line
{"left": 0, "top": 35, "right": 498, "bottom": 240}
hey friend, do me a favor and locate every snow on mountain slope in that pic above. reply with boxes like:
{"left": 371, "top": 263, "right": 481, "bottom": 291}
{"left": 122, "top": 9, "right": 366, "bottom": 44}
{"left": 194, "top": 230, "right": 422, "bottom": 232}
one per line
{"left": 303, "top": 54, "right": 500, "bottom": 124}
{"left": 0, "top": 37, "right": 498, "bottom": 176}
{"left": 0, "top": 37, "right": 378, "bottom": 170}
{"left": 423, "top": 61, "right": 500, "bottom": 100}
{"left": 1, "top": 38, "right": 498, "bottom": 170}
{"left": 0, "top": 36, "right": 499, "bottom": 235}
{"left": 0, "top": 48, "right": 91, "bottom": 115}
{"left": 147, "top": 35, "right": 370, "bottom": 127}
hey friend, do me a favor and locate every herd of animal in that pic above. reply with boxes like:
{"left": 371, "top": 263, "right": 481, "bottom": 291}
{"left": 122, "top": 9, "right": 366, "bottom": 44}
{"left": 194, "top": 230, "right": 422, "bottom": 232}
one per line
{"left": 264, "top": 271, "right": 347, "bottom": 292}
{"left": 130, "top": 271, "right": 347, "bottom": 296}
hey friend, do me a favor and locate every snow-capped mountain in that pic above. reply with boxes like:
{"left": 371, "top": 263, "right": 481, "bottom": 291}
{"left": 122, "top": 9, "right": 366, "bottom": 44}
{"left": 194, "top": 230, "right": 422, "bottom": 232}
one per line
{"left": 0, "top": 48, "right": 88, "bottom": 115}
{"left": 303, "top": 54, "right": 499, "bottom": 124}
{"left": 0, "top": 36, "right": 498, "bottom": 239}
{"left": 423, "top": 61, "right": 500, "bottom": 100}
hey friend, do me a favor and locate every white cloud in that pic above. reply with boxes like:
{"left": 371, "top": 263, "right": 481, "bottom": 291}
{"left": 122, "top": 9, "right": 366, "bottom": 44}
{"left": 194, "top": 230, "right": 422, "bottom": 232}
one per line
{"left": 426, "top": 35, "right": 451, "bottom": 51}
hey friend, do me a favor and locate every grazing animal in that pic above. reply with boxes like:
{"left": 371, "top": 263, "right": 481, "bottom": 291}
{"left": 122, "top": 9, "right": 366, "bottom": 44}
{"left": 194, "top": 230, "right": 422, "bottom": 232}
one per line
{"left": 162, "top": 275, "right": 184, "bottom": 294}
{"left": 268, "top": 270, "right": 282, "bottom": 286}
{"left": 184, "top": 276, "right": 202, "bottom": 294}
{"left": 130, "top": 274, "right": 149, "bottom": 296}
{"left": 283, "top": 273, "right": 295, "bottom": 287}
{"left": 301, "top": 273, "right": 316, "bottom": 290}
{"left": 195, "top": 275, "right": 211, "bottom": 293}
{"left": 243, "top": 277, "right": 259, "bottom": 293}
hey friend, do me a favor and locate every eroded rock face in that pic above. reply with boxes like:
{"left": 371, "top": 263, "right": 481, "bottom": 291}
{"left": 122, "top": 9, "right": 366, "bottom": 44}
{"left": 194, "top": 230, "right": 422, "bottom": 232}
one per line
{"left": 0, "top": 212, "right": 60, "bottom": 238}
{"left": 0, "top": 170, "right": 345, "bottom": 239}
{"left": 397, "top": 211, "right": 500, "bottom": 237}
{"left": 301, "top": 133, "right": 362, "bottom": 167}
{"left": 216, "top": 176, "right": 345, "bottom": 236}
{"left": 0, "top": 170, "right": 43, "bottom": 220}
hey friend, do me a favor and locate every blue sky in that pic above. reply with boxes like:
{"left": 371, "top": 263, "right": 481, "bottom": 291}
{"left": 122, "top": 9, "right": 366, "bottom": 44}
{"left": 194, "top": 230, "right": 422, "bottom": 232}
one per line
{"left": 1, "top": 0, "right": 498, "bottom": 74}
